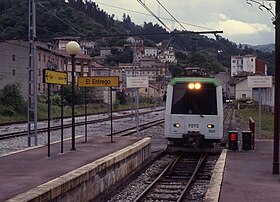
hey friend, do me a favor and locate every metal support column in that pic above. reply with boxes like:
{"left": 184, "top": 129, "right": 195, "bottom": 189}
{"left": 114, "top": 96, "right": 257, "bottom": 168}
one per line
{"left": 27, "top": 0, "right": 38, "bottom": 146}
{"left": 273, "top": 0, "right": 280, "bottom": 174}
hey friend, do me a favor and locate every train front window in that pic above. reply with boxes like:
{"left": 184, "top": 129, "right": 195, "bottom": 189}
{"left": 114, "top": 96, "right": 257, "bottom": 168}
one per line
{"left": 171, "top": 83, "right": 217, "bottom": 115}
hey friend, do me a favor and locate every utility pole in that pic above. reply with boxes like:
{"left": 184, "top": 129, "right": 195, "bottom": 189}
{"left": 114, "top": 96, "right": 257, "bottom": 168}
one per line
{"left": 248, "top": 0, "right": 280, "bottom": 174}
{"left": 273, "top": 0, "right": 279, "bottom": 174}
{"left": 27, "top": 0, "right": 38, "bottom": 146}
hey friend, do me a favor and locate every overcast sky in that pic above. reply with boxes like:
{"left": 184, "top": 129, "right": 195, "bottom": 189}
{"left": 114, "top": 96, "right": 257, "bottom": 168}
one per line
{"left": 94, "top": 0, "right": 275, "bottom": 45}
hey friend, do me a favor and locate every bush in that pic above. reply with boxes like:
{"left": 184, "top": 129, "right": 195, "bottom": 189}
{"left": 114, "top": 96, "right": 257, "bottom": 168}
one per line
{"left": 51, "top": 94, "right": 62, "bottom": 106}
{"left": 61, "top": 84, "right": 85, "bottom": 105}
{"left": 116, "top": 91, "right": 127, "bottom": 105}
{"left": 113, "top": 100, "right": 120, "bottom": 109}
{"left": 0, "top": 83, "right": 26, "bottom": 114}
{"left": 0, "top": 104, "right": 16, "bottom": 116}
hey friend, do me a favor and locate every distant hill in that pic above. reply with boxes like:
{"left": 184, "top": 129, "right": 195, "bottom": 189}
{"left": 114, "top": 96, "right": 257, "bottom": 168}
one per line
{"left": 0, "top": 0, "right": 275, "bottom": 75}
{"left": 243, "top": 43, "right": 275, "bottom": 53}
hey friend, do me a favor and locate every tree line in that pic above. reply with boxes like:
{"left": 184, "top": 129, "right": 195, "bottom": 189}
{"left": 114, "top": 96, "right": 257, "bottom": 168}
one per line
{"left": 0, "top": 0, "right": 275, "bottom": 75}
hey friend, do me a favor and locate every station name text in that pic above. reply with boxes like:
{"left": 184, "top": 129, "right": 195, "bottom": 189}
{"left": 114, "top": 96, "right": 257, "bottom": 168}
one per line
{"left": 85, "top": 79, "right": 111, "bottom": 86}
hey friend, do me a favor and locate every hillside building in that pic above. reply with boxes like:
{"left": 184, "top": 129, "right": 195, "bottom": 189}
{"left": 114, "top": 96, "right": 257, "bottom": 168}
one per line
{"left": 0, "top": 40, "right": 92, "bottom": 99}
{"left": 158, "top": 47, "right": 177, "bottom": 64}
{"left": 231, "top": 55, "right": 267, "bottom": 76}
{"left": 144, "top": 47, "right": 160, "bottom": 57}
{"left": 126, "top": 37, "right": 143, "bottom": 45}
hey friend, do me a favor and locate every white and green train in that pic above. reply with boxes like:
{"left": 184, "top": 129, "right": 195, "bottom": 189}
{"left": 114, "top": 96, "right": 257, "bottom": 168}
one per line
{"left": 164, "top": 77, "right": 224, "bottom": 151}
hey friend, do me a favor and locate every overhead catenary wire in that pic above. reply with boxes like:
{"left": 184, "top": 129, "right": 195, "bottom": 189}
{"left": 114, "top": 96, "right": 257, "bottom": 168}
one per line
{"left": 137, "top": 0, "right": 171, "bottom": 32}
{"left": 94, "top": 1, "right": 218, "bottom": 31}
{"left": 0, "top": 0, "right": 26, "bottom": 16}
{"left": 0, "top": 1, "right": 223, "bottom": 43}
{"left": 155, "top": 0, "right": 187, "bottom": 31}
{"left": 137, "top": 0, "right": 173, "bottom": 51}
{"left": 37, "top": 2, "right": 84, "bottom": 36}
{"left": 154, "top": 0, "right": 187, "bottom": 51}
{"left": 0, "top": 1, "right": 67, "bottom": 39}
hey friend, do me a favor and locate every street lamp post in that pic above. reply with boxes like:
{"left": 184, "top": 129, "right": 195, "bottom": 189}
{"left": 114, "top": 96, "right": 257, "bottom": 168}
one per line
{"left": 66, "top": 41, "right": 81, "bottom": 151}
{"left": 247, "top": 0, "right": 279, "bottom": 174}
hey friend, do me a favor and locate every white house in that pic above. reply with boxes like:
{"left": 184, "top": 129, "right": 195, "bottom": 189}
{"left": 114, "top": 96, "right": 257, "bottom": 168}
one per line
{"left": 144, "top": 47, "right": 159, "bottom": 57}
{"left": 158, "top": 47, "right": 177, "bottom": 63}
{"left": 100, "top": 47, "right": 111, "bottom": 57}
{"left": 126, "top": 37, "right": 143, "bottom": 45}
{"left": 231, "top": 55, "right": 267, "bottom": 77}
{"left": 234, "top": 77, "right": 253, "bottom": 100}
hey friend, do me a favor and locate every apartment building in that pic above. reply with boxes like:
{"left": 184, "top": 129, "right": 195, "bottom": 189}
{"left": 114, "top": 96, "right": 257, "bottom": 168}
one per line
{"left": 231, "top": 55, "right": 267, "bottom": 76}
{"left": 0, "top": 40, "right": 92, "bottom": 98}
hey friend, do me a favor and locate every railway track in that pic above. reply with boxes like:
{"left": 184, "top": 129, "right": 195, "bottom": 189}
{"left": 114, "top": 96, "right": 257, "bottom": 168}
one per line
{"left": 110, "top": 118, "right": 164, "bottom": 137}
{"left": 223, "top": 103, "right": 235, "bottom": 131}
{"left": 133, "top": 153, "right": 207, "bottom": 202}
{"left": 0, "top": 108, "right": 164, "bottom": 140}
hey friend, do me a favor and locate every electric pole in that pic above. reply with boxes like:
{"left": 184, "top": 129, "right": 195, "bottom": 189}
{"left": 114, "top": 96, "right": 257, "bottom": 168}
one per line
{"left": 28, "top": 0, "right": 38, "bottom": 146}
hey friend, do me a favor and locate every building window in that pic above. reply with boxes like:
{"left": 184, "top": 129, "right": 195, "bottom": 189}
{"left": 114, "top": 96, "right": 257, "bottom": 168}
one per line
{"left": 12, "top": 55, "right": 15, "bottom": 61}
{"left": 12, "top": 70, "right": 15, "bottom": 76}
{"left": 38, "top": 53, "right": 41, "bottom": 61}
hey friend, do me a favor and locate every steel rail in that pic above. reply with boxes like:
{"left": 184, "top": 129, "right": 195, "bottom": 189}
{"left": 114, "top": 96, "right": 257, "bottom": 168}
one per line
{"left": 0, "top": 109, "right": 164, "bottom": 140}
{"left": 177, "top": 154, "right": 207, "bottom": 201}
{"left": 133, "top": 153, "right": 207, "bottom": 202}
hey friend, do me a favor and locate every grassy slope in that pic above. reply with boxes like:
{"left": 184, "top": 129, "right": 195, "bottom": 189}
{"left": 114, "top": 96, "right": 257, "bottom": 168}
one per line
{"left": 236, "top": 107, "right": 274, "bottom": 139}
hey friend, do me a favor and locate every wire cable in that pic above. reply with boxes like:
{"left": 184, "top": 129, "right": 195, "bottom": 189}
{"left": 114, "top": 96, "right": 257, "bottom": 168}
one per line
{"left": 37, "top": 2, "right": 84, "bottom": 36}
{"left": 137, "top": 0, "right": 171, "bottom": 32}
{"left": 0, "top": 1, "right": 26, "bottom": 16}
{"left": 155, "top": 0, "right": 187, "bottom": 31}
{"left": 95, "top": 1, "right": 217, "bottom": 31}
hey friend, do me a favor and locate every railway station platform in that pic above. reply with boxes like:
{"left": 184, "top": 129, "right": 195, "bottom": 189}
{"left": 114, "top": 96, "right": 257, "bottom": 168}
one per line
{"left": 205, "top": 140, "right": 280, "bottom": 202}
{"left": 0, "top": 135, "right": 152, "bottom": 201}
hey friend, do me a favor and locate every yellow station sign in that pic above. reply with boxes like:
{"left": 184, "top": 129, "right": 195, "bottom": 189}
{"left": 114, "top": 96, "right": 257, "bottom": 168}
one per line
{"left": 43, "top": 69, "right": 68, "bottom": 85}
{"left": 78, "top": 76, "right": 119, "bottom": 87}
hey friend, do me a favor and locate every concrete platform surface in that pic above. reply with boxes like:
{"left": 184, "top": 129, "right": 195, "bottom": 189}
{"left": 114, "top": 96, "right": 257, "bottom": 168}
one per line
{"left": 219, "top": 140, "right": 280, "bottom": 202}
{"left": 0, "top": 135, "right": 143, "bottom": 201}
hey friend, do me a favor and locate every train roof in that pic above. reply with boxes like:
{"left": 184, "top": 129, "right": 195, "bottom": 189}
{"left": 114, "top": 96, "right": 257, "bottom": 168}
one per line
{"left": 169, "top": 77, "right": 221, "bottom": 87}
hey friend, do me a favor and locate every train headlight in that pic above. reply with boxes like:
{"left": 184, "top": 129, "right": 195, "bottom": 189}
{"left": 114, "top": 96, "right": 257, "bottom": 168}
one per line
{"left": 188, "top": 83, "right": 195, "bottom": 89}
{"left": 195, "top": 83, "right": 201, "bottom": 89}
{"left": 207, "top": 124, "right": 215, "bottom": 128}
{"left": 173, "top": 123, "right": 181, "bottom": 128}
{"left": 188, "top": 82, "right": 201, "bottom": 90}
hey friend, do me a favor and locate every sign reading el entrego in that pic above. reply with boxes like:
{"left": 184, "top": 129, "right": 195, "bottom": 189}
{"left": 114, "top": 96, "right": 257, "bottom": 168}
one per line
{"left": 78, "top": 76, "right": 119, "bottom": 87}
{"left": 248, "top": 76, "right": 272, "bottom": 88}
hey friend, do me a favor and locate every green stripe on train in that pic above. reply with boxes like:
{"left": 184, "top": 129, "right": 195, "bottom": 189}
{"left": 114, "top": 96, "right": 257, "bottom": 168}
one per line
{"left": 169, "top": 77, "right": 221, "bottom": 87}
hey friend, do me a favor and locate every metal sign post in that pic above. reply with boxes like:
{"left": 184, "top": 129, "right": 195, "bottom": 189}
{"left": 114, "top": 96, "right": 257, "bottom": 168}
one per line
{"left": 136, "top": 89, "right": 140, "bottom": 135}
{"left": 258, "top": 88, "right": 262, "bottom": 139}
{"left": 43, "top": 69, "right": 68, "bottom": 157}
{"left": 110, "top": 87, "right": 114, "bottom": 142}
{"left": 61, "top": 85, "right": 64, "bottom": 153}
{"left": 126, "top": 77, "right": 149, "bottom": 135}
{"left": 84, "top": 87, "right": 88, "bottom": 143}
{"left": 78, "top": 76, "right": 119, "bottom": 142}
{"left": 47, "top": 83, "right": 51, "bottom": 157}
{"left": 248, "top": 76, "right": 272, "bottom": 140}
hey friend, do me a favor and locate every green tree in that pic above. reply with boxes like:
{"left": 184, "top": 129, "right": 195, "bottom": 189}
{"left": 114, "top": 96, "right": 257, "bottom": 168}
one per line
{"left": 116, "top": 90, "right": 127, "bottom": 105}
{"left": 61, "top": 83, "right": 84, "bottom": 105}
{"left": 0, "top": 83, "right": 26, "bottom": 114}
